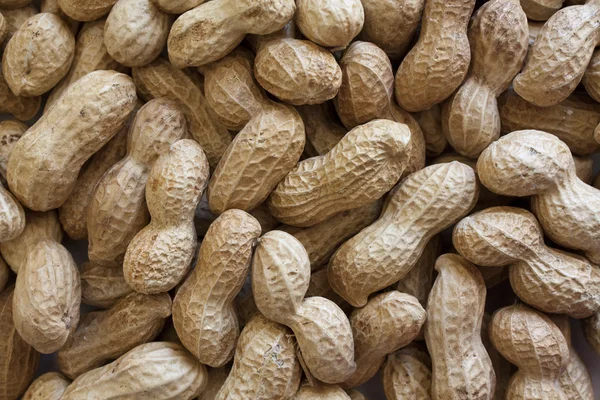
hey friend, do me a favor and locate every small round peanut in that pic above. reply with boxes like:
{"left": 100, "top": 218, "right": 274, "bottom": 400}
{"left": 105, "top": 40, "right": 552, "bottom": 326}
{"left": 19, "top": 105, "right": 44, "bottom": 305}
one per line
{"left": 57, "top": 0, "right": 117, "bottom": 21}
{"left": 383, "top": 345, "right": 432, "bottom": 400}
{"left": 22, "top": 372, "right": 70, "bottom": 400}
{"left": 295, "top": 0, "right": 364, "bottom": 48}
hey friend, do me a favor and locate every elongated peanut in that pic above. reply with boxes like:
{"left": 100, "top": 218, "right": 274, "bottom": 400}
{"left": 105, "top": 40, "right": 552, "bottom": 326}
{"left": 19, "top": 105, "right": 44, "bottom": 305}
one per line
{"left": 22, "top": 372, "right": 69, "bottom": 400}
{"left": 343, "top": 291, "right": 426, "bottom": 388}
{"left": 80, "top": 261, "right": 132, "bottom": 308}
{"left": 2, "top": 13, "right": 75, "bottom": 96}
{"left": 425, "top": 254, "right": 495, "bottom": 399}
{"left": 57, "top": 291, "right": 171, "bottom": 378}
{"left": 253, "top": 230, "right": 356, "bottom": 383}
{"left": 87, "top": 98, "right": 185, "bottom": 267}
{"left": 123, "top": 139, "right": 209, "bottom": 294}
{"left": 0, "top": 120, "right": 26, "bottom": 183}
{"left": 383, "top": 345, "right": 432, "bottom": 400}
{"left": 61, "top": 342, "right": 207, "bottom": 400}
{"left": 294, "top": 385, "right": 351, "bottom": 400}
{"left": 268, "top": 119, "right": 412, "bottom": 227}
{"left": 45, "top": 19, "right": 124, "bottom": 111}
{"left": 490, "top": 305, "right": 569, "bottom": 399}
{"left": 133, "top": 58, "right": 231, "bottom": 167}
{"left": 7, "top": 70, "right": 136, "bottom": 211}
{"left": 414, "top": 105, "right": 447, "bottom": 157}
{"left": 477, "top": 130, "right": 600, "bottom": 264}
{"left": 215, "top": 314, "right": 301, "bottom": 400}
{"left": 151, "top": 0, "right": 203, "bottom": 14}
{"left": 295, "top": 0, "right": 363, "bottom": 48}
{"left": 0, "top": 4, "right": 36, "bottom": 49}
{"left": 454, "top": 206, "right": 600, "bottom": 318}
{"left": 297, "top": 103, "right": 346, "bottom": 158}
{"left": 168, "top": 0, "right": 295, "bottom": 67}
{"left": 0, "top": 66, "right": 40, "bottom": 121}
{"left": 394, "top": 0, "right": 476, "bottom": 112}
{"left": 442, "top": 0, "right": 528, "bottom": 158}
{"left": 329, "top": 162, "right": 478, "bottom": 307}
{"left": 513, "top": 1, "right": 600, "bottom": 106}
{"left": 57, "top": 0, "right": 117, "bottom": 21}
{"left": 0, "top": 286, "right": 39, "bottom": 400}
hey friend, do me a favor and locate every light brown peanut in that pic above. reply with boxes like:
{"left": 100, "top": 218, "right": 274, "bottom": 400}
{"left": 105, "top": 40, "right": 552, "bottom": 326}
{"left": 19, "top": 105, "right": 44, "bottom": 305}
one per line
{"left": 328, "top": 162, "right": 478, "bottom": 307}
{"left": 383, "top": 345, "right": 432, "bottom": 400}
{"left": 0, "top": 4, "right": 37, "bottom": 49}
{"left": 57, "top": 291, "right": 172, "bottom": 378}
{"left": 22, "top": 372, "right": 69, "bottom": 400}
{"left": 414, "top": 104, "right": 447, "bottom": 157}
{"left": 481, "top": 313, "right": 512, "bottom": 400}
{"left": 151, "top": 0, "right": 203, "bottom": 14}
{"left": 57, "top": 0, "right": 117, "bottom": 21}
{"left": 0, "top": 69, "right": 40, "bottom": 120}
{"left": 80, "top": 261, "right": 132, "bottom": 308}
{"left": 295, "top": 0, "right": 364, "bottom": 48}
{"left": 343, "top": 291, "right": 426, "bottom": 388}
{"left": 0, "top": 119, "right": 26, "bottom": 183}
{"left": 87, "top": 98, "right": 185, "bottom": 267}
{"left": 132, "top": 57, "right": 231, "bottom": 168}
{"left": 521, "top": 0, "right": 563, "bottom": 20}
{"left": 168, "top": 0, "right": 295, "bottom": 68}
{"left": 583, "top": 49, "right": 600, "bottom": 102}
{"left": 2, "top": 13, "right": 75, "bottom": 96}
{"left": 490, "top": 304, "right": 569, "bottom": 400}
{"left": 61, "top": 342, "right": 207, "bottom": 400}
{"left": 253, "top": 230, "right": 356, "bottom": 383}
{"left": 425, "top": 254, "right": 495, "bottom": 400}
{"left": 297, "top": 103, "right": 347, "bottom": 158}
{"left": 293, "top": 385, "right": 351, "bottom": 400}
{"left": 0, "top": 182, "right": 24, "bottom": 242}
{"left": 268, "top": 119, "right": 412, "bottom": 227}
{"left": 40, "top": 0, "right": 79, "bottom": 34}
{"left": 123, "top": 139, "right": 209, "bottom": 294}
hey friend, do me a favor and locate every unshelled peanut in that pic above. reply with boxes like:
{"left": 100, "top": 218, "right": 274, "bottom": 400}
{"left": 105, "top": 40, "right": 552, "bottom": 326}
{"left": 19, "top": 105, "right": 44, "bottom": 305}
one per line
{"left": 22, "top": 372, "right": 69, "bottom": 400}
{"left": 80, "top": 261, "right": 132, "bottom": 308}
{"left": 383, "top": 345, "right": 432, "bottom": 400}
{"left": 57, "top": 0, "right": 117, "bottom": 21}
{"left": 0, "top": 68, "right": 40, "bottom": 121}
{"left": 295, "top": 0, "right": 363, "bottom": 48}
{"left": 0, "top": 120, "right": 26, "bottom": 183}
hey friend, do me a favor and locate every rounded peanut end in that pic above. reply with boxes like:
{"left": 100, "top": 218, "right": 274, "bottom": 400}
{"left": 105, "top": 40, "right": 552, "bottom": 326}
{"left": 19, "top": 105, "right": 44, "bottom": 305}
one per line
{"left": 295, "top": 0, "right": 364, "bottom": 48}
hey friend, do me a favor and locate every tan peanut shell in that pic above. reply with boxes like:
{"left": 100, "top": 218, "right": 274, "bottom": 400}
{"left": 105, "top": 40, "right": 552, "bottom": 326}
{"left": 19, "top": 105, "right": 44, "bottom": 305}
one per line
{"left": 57, "top": 0, "right": 117, "bottom": 21}
{"left": 442, "top": 0, "right": 528, "bottom": 158}
{"left": 40, "top": 0, "right": 79, "bottom": 34}
{"left": 61, "top": 342, "right": 207, "bottom": 400}
{"left": 208, "top": 104, "right": 305, "bottom": 215}
{"left": 215, "top": 314, "right": 301, "bottom": 400}
{"left": 477, "top": 130, "right": 600, "bottom": 265}
{"left": 295, "top": 0, "right": 363, "bottom": 48}
{"left": 132, "top": 57, "right": 231, "bottom": 168}
{"left": 490, "top": 305, "right": 569, "bottom": 400}
{"left": 151, "top": 0, "right": 203, "bottom": 14}
{"left": 87, "top": 98, "right": 185, "bottom": 267}
{"left": 0, "top": 119, "right": 26, "bottom": 183}
{"left": 383, "top": 345, "right": 432, "bottom": 400}
{"left": 0, "top": 286, "right": 39, "bottom": 400}
{"left": 46, "top": 18, "right": 124, "bottom": 111}
{"left": 583, "top": 49, "right": 600, "bottom": 103}
{"left": 499, "top": 90, "right": 600, "bottom": 155}
{"left": 7, "top": 70, "right": 136, "bottom": 211}
{"left": 252, "top": 230, "right": 356, "bottom": 383}
{"left": 123, "top": 139, "right": 209, "bottom": 294}
{"left": 0, "top": 4, "right": 37, "bottom": 49}
{"left": 168, "top": 0, "right": 295, "bottom": 67}
{"left": 513, "top": 1, "right": 600, "bottom": 107}
{"left": 306, "top": 268, "right": 351, "bottom": 313}
{"left": 172, "top": 209, "right": 261, "bottom": 367}
{"left": 521, "top": 0, "right": 563, "bottom": 20}
{"left": 57, "top": 291, "right": 172, "bottom": 378}
{"left": 583, "top": 311, "right": 600, "bottom": 354}
{"left": 104, "top": 0, "right": 170, "bottom": 67}
{"left": 80, "top": 261, "right": 132, "bottom": 308}
{"left": 22, "top": 372, "right": 70, "bottom": 400}
{"left": 0, "top": 12, "right": 6, "bottom": 44}
{"left": 0, "top": 182, "right": 24, "bottom": 242}
{"left": 268, "top": 119, "right": 412, "bottom": 227}
{"left": 0, "top": 68, "right": 40, "bottom": 120}
{"left": 328, "top": 162, "right": 478, "bottom": 307}
{"left": 454, "top": 206, "right": 600, "bottom": 318}
{"left": 359, "top": 0, "right": 424, "bottom": 59}
{"left": 0, "top": 210, "right": 62, "bottom": 274}
{"left": 297, "top": 103, "right": 346, "bottom": 158}
{"left": 0, "top": 0, "right": 30, "bottom": 9}
{"left": 394, "top": 0, "right": 476, "bottom": 112}
{"left": 481, "top": 314, "right": 512, "bottom": 400}
{"left": 280, "top": 201, "right": 382, "bottom": 271}
{"left": 293, "top": 385, "right": 351, "bottom": 400}
{"left": 343, "top": 291, "right": 426, "bottom": 388}
{"left": 2, "top": 13, "right": 75, "bottom": 96}
{"left": 414, "top": 104, "right": 447, "bottom": 157}
{"left": 425, "top": 254, "right": 495, "bottom": 400}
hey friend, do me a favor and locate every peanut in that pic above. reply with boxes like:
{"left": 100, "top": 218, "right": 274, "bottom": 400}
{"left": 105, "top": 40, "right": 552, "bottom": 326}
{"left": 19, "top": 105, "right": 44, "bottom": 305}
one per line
{"left": 87, "top": 98, "right": 185, "bottom": 267}
{"left": 425, "top": 254, "right": 496, "bottom": 399}
{"left": 513, "top": 1, "right": 600, "bottom": 107}
{"left": 0, "top": 120, "right": 26, "bottom": 183}
{"left": 123, "top": 139, "right": 209, "bottom": 294}
{"left": 383, "top": 345, "right": 432, "bottom": 400}
{"left": 0, "top": 286, "right": 39, "bottom": 400}
{"left": 328, "top": 162, "right": 478, "bottom": 307}
{"left": 2, "top": 13, "right": 75, "bottom": 96}
{"left": 521, "top": 0, "right": 563, "bottom": 20}
{"left": 0, "top": 182, "right": 23, "bottom": 242}
{"left": 442, "top": 0, "right": 528, "bottom": 158}
{"left": 477, "top": 130, "right": 600, "bottom": 264}
{"left": 7, "top": 70, "right": 136, "bottom": 211}
{"left": 343, "top": 291, "right": 426, "bottom": 388}
{"left": 0, "top": 0, "right": 30, "bottom": 9}
{"left": 40, "top": 0, "right": 79, "bottom": 34}
{"left": 167, "top": 0, "right": 295, "bottom": 68}
{"left": 394, "top": 0, "right": 476, "bottom": 112}
{"left": 22, "top": 372, "right": 69, "bottom": 400}
{"left": 268, "top": 119, "right": 412, "bottom": 227}
{"left": 151, "top": 0, "right": 203, "bottom": 14}
{"left": 172, "top": 209, "right": 260, "bottom": 367}
{"left": 104, "top": 0, "right": 171, "bottom": 68}
{"left": 454, "top": 206, "right": 600, "bottom": 318}
{"left": 0, "top": 4, "right": 37, "bottom": 49}
{"left": 132, "top": 57, "right": 231, "bottom": 168}
{"left": 57, "top": 0, "right": 117, "bottom": 21}
{"left": 414, "top": 104, "right": 447, "bottom": 157}
{"left": 295, "top": 0, "right": 364, "bottom": 48}
{"left": 583, "top": 49, "right": 600, "bottom": 103}
{"left": 57, "top": 291, "right": 172, "bottom": 378}
{"left": 60, "top": 342, "right": 207, "bottom": 400}
{"left": 297, "top": 103, "right": 346, "bottom": 158}
{"left": 481, "top": 313, "right": 512, "bottom": 400}
{"left": 583, "top": 311, "right": 600, "bottom": 354}
{"left": 0, "top": 68, "right": 40, "bottom": 121}
{"left": 215, "top": 313, "right": 301, "bottom": 400}
{"left": 490, "top": 304, "right": 569, "bottom": 400}
{"left": 293, "top": 385, "right": 351, "bottom": 400}
{"left": 252, "top": 230, "right": 356, "bottom": 383}
{"left": 0, "top": 12, "right": 6, "bottom": 43}
{"left": 80, "top": 261, "right": 132, "bottom": 308}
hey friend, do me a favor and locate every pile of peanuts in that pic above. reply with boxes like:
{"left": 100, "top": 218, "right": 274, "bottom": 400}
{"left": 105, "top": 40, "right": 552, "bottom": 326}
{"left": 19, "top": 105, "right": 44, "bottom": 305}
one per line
{"left": 1, "top": 0, "right": 600, "bottom": 399}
